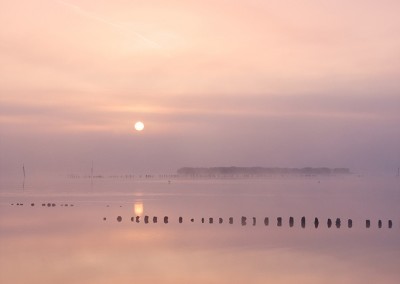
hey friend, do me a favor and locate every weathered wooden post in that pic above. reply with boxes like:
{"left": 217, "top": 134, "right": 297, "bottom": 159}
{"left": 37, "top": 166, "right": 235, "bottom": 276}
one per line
{"left": 348, "top": 219, "right": 353, "bottom": 228}
{"left": 241, "top": 216, "right": 247, "bottom": 226}
{"left": 388, "top": 220, "right": 393, "bottom": 229}
{"left": 229, "top": 217, "right": 234, "bottom": 224}
{"left": 209, "top": 217, "right": 213, "bottom": 224}
{"left": 252, "top": 217, "right": 256, "bottom": 226}
{"left": 314, "top": 217, "right": 319, "bottom": 229}
{"left": 335, "top": 218, "right": 341, "bottom": 228}
{"left": 378, "top": 220, "right": 382, "bottom": 228}
{"left": 144, "top": 216, "right": 149, "bottom": 224}
{"left": 289, "top": 217, "right": 294, "bottom": 228}
{"left": 136, "top": 216, "right": 140, "bottom": 223}
{"left": 153, "top": 216, "right": 158, "bottom": 223}
{"left": 117, "top": 216, "right": 122, "bottom": 222}
{"left": 179, "top": 217, "right": 183, "bottom": 223}
{"left": 219, "top": 218, "right": 223, "bottom": 224}
{"left": 277, "top": 217, "right": 282, "bottom": 227}
{"left": 327, "top": 218, "right": 332, "bottom": 228}
{"left": 264, "top": 217, "right": 269, "bottom": 226}
{"left": 301, "top": 216, "right": 306, "bottom": 228}
{"left": 131, "top": 217, "right": 135, "bottom": 222}
{"left": 201, "top": 218, "right": 205, "bottom": 224}
{"left": 366, "top": 219, "right": 371, "bottom": 228}
{"left": 164, "top": 216, "right": 168, "bottom": 224}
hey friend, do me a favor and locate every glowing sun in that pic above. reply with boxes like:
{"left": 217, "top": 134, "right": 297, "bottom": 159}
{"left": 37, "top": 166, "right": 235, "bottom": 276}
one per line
{"left": 134, "top": 121, "right": 144, "bottom": 131}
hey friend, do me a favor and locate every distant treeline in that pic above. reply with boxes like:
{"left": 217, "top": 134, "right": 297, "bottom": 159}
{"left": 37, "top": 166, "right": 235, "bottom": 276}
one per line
{"left": 177, "top": 167, "right": 351, "bottom": 177}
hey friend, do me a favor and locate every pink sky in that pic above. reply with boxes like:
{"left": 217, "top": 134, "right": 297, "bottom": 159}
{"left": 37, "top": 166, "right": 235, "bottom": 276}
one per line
{"left": 1, "top": 0, "right": 400, "bottom": 175}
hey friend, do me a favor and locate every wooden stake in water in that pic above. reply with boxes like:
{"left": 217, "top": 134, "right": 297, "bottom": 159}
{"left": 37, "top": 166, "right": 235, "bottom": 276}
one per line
{"left": 23, "top": 164, "right": 26, "bottom": 179}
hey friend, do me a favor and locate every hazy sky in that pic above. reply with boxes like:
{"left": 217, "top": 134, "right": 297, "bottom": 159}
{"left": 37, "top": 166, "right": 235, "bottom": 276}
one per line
{"left": 1, "top": 0, "right": 400, "bottom": 175}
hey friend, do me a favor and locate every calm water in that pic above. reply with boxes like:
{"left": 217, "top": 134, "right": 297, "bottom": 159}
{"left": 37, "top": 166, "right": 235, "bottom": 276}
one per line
{"left": 0, "top": 176, "right": 399, "bottom": 283}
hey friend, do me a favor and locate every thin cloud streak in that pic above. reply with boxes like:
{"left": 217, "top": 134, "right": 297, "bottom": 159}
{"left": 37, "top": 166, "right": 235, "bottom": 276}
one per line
{"left": 55, "top": 0, "right": 165, "bottom": 51}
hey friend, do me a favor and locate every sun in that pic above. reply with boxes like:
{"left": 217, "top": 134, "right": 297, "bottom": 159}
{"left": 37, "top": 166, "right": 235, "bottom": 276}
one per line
{"left": 134, "top": 121, "right": 144, "bottom": 131}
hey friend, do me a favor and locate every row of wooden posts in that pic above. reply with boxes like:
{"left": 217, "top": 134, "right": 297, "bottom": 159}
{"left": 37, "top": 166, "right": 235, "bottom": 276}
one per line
{"left": 112, "top": 216, "right": 395, "bottom": 229}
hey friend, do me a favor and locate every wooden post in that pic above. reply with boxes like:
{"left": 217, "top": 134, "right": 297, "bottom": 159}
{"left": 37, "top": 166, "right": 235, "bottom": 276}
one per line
{"left": 229, "top": 217, "right": 234, "bottom": 224}
{"left": 314, "top": 217, "right": 319, "bottom": 229}
{"left": 388, "top": 220, "right": 393, "bottom": 229}
{"left": 289, "top": 217, "right": 294, "bottom": 228}
{"left": 348, "top": 219, "right": 353, "bottom": 228}
{"left": 252, "top": 217, "right": 256, "bottom": 226}
{"left": 241, "top": 216, "right": 247, "bottom": 226}
{"left": 301, "top": 216, "right": 306, "bottom": 228}
{"left": 264, "top": 217, "right": 269, "bottom": 226}
{"left": 366, "top": 219, "right": 370, "bottom": 228}
{"left": 179, "top": 217, "right": 183, "bottom": 223}
{"left": 164, "top": 216, "right": 168, "bottom": 224}
{"left": 335, "top": 218, "right": 341, "bottom": 228}
{"left": 277, "top": 217, "right": 282, "bottom": 227}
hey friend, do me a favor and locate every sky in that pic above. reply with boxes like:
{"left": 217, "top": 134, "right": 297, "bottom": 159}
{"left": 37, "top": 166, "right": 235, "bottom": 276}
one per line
{"left": 1, "top": 0, "right": 400, "bottom": 176}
